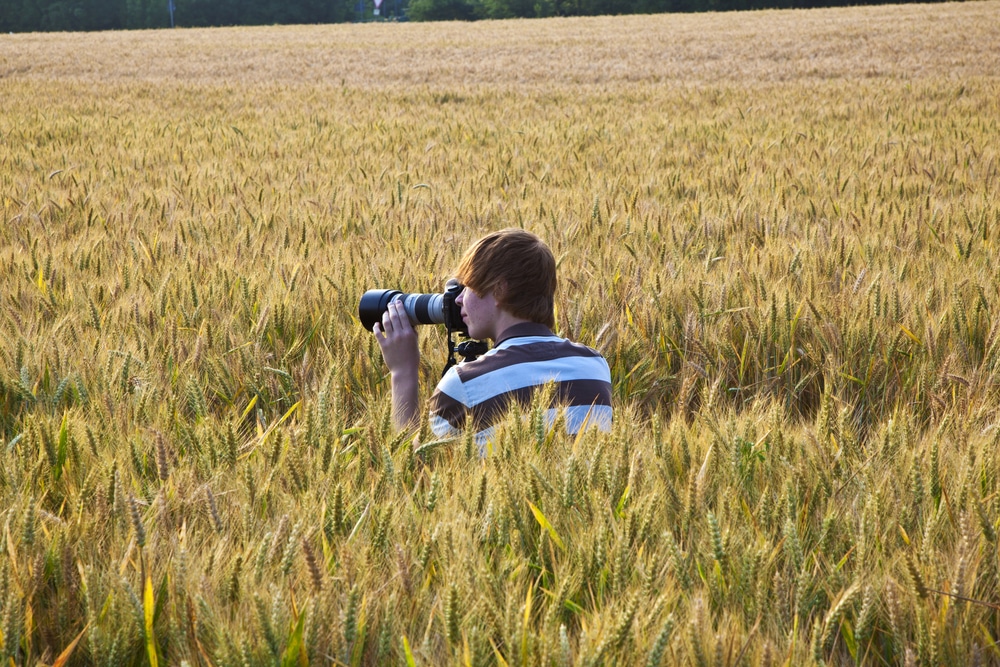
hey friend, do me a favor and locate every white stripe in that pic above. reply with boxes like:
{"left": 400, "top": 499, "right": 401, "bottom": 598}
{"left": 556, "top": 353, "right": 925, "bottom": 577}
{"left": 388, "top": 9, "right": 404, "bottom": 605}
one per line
{"left": 430, "top": 414, "right": 461, "bottom": 439}
{"left": 462, "top": 355, "right": 611, "bottom": 405}
{"left": 474, "top": 426, "right": 496, "bottom": 457}
{"left": 560, "top": 405, "right": 613, "bottom": 432}
{"left": 491, "top": 335, "right": 564, "bottom": 350}
{"left": 434, "top": 366, "right": 466, "bottom": 402}
{"left": 468, "top": 407, "right": 611, "bottom": 457}
{"left": 431, "top": 406, "right": 613, "bottom": 458}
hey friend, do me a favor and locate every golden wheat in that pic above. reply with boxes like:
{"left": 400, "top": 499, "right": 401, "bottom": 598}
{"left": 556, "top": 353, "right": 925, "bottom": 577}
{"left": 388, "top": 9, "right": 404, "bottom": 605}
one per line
{"left": 1, "top": 2, "right": 999, "bottom": 664}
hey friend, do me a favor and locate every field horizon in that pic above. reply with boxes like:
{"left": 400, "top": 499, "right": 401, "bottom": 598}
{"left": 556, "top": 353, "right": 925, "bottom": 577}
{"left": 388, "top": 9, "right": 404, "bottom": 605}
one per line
{"left": 2, "top": 1, "right": 999, "bottom": 87}
{"left": 2, "top": 2, "right": 1000, "bottom": 665}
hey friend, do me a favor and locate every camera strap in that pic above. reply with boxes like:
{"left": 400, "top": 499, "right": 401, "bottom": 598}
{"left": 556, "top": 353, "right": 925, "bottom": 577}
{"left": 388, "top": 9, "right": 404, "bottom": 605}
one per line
{"left": 444, "top": 331, "right": 459, "bottom": 377}
{"left": 443, "top": 325, "right": 488, "bottom": 377}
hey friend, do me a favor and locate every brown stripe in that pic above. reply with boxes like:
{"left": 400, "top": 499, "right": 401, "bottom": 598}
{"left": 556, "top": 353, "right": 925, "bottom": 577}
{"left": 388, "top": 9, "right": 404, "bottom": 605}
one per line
{"left": 428, "top": 390, "right": 467, "bottom": 430}
{"left": 470, "top": 379, "right": 612, "bottom": 431}
{"left": 458, "top": 341, "right": 604, "bottom": 382}
{"left": 494, "top": 322, "right": 555, "bottom": 344}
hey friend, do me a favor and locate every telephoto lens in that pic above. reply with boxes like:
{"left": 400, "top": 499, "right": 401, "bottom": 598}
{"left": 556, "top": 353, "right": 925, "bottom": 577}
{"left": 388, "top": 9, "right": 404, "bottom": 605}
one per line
{"left": 358, "top": 290, "right": 445, "bottom": 330}
{"left": 358, "top": 279, "right": 467, "bottom": 334}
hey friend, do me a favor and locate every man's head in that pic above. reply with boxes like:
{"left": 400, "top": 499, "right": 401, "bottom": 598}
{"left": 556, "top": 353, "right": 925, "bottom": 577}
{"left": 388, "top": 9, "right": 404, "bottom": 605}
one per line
{"left": 455, "top": 229, "right": 556, "bottom": 329}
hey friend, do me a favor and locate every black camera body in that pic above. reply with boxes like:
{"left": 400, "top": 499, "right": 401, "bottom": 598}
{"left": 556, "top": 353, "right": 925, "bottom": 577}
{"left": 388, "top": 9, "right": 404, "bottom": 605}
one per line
{"left": 359, "top": 278, "right": 467, "bottom": 336}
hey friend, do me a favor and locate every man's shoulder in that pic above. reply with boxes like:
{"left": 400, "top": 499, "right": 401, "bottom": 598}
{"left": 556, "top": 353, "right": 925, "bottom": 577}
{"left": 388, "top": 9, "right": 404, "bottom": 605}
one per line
{"left": 455, "top": 335, "right": 608, "bottom": 384}
{"left": 496, "top": 334, "right": 607, "bottom": 363}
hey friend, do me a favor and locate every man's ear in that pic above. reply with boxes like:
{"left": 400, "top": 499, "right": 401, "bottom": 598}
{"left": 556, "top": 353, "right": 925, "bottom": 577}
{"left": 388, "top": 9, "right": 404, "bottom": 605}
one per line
{"left": 494, "top": 280, "right": 508, "bottom": 300}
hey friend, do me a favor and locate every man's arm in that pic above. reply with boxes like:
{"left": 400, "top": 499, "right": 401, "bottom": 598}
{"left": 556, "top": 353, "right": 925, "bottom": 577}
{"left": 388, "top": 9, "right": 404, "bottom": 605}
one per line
{"left": 373, "top": 298, "right": 420, "bottom": 430}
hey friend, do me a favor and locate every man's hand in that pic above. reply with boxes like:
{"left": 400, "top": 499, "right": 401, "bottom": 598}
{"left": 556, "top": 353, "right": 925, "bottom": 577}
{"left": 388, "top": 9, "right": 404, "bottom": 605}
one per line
{"left": 373, "top": 298, "right": 420, "bottom": 429}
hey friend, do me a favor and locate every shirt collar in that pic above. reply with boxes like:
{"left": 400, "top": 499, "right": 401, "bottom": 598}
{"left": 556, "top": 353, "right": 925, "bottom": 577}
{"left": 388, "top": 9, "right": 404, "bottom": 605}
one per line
{"left": 494, "top": 322, "right": 555, "bottom": 345}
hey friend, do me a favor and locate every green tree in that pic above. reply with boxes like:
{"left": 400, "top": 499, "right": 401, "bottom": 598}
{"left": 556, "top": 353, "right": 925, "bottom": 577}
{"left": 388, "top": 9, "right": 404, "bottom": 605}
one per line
{"left": 1, "top": 0, "right": 44, "bottom": 31}
{"left": 407, "top": 0, "right": 477, "bottom": 21}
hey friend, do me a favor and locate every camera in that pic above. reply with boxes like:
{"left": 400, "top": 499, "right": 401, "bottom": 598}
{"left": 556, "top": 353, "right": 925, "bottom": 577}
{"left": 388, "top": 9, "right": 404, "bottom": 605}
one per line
{"left": 359, "top": 278, "right": 467, "bottom": 336}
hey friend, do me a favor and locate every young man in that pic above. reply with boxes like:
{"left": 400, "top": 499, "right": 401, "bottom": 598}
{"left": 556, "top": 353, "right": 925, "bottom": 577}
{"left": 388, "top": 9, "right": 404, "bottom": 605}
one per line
{"left": 373, "top": 229, "right": 612, "bottom": 452}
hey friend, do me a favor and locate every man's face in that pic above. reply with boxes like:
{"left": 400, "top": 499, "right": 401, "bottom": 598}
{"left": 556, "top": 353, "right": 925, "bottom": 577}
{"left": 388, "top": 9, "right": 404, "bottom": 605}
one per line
{"left": 455, "top": 286, "right": 499, "bottom": 341}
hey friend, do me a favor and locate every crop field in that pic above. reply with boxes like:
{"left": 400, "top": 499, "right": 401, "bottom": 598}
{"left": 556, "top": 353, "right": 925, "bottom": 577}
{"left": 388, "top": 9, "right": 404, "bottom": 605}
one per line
{"left": 2, "top": 2, "right": 1000, "bottom": 664}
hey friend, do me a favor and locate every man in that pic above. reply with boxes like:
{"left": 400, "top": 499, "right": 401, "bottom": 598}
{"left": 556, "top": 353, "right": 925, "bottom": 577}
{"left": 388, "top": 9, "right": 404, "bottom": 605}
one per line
{"left": 373, "top": 229, "right": 612, "bottom": 452}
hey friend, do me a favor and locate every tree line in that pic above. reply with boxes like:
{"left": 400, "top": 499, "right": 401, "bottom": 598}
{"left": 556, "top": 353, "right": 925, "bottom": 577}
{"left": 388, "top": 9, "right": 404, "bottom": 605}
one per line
{"left": 2, "top": 0, "right": 932, "bottom": 32}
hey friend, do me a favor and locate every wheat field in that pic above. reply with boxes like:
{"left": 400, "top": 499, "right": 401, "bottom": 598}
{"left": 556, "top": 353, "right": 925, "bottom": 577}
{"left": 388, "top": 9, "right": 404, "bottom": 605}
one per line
{"left": 2, "top": 2, "right": 1000, "bottom": 665}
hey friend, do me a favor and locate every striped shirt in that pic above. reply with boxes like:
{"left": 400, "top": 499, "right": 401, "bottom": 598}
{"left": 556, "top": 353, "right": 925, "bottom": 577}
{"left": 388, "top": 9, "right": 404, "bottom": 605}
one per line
{"left": 428, "top": 322, "right": 613, "bottom": 453}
